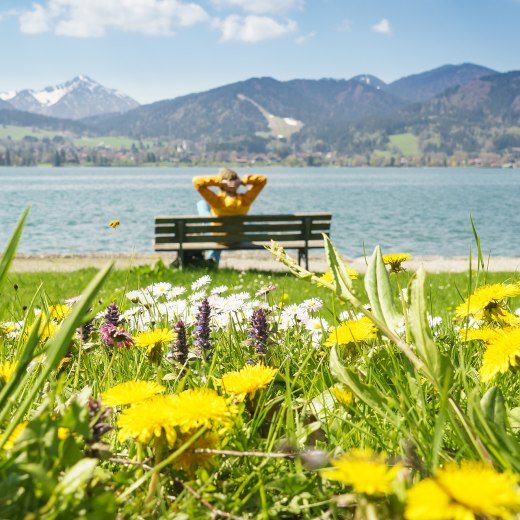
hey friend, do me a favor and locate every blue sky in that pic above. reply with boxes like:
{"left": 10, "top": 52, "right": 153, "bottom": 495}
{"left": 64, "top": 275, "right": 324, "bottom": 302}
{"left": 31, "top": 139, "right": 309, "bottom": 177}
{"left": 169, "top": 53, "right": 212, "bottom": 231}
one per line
{"left": 0, "top": 0, "right": 518, "bottom": 104}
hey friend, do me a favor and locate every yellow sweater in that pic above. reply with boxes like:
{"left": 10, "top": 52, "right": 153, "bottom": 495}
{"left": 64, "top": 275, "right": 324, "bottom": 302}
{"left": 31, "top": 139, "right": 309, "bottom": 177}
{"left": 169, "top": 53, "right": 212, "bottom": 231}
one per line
{"left": 192, "top": 174, "right": 267, "bottom": 216}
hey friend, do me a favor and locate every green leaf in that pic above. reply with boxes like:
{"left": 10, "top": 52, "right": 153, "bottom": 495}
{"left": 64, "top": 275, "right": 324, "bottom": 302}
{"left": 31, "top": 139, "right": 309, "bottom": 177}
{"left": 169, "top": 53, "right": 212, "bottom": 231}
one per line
{"left": 364, "top": 246, "right": 403, "bottom": 331}
{"left": 409, "top": 267, "right": 452, "bottom": 387}
{"left": 470, "top": 214, "right": 485, "bottom": 271}
{"left": 0, "top": 208, "right": 29, "bottom": 295}
{"left": 508, "top": 407, "right": 520, "bottom": 432}
{"left": 55, "top": 458, "right": 98, "bottom": 496}
{"left": 480, "top": 387, "right": 507, "bottom": 431}
{"left": 330, "top": 346, "right": 394, "bottom": 420}
{"left": 0, "top": 263, "right": 112, "bottom": 450}
{"left": 323, "top": 234, "right": 356, "bottom": 299}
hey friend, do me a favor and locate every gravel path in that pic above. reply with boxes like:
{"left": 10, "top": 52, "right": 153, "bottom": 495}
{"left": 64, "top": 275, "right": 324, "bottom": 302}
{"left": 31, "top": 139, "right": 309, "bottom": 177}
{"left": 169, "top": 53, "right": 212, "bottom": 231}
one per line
{"left": 9, "top": 251, "right": 520, "bottom": 273}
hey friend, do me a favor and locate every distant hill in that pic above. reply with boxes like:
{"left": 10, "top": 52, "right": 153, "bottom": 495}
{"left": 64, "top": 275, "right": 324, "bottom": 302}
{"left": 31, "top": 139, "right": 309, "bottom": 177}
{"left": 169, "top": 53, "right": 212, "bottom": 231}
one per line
{"left": 91, "top": 76, "right": 404, "bottom": 139}
{"left": 386, "top": 63, "right": 497, "bottom": 103}
{"left": 350, "top": 74, "right": 387, "bottom": 90}
{"left": 0, "top": 109, "right": 88, "bottom": 133}
{"left": 0, "top": 76, "right": 139, "bottom": 120}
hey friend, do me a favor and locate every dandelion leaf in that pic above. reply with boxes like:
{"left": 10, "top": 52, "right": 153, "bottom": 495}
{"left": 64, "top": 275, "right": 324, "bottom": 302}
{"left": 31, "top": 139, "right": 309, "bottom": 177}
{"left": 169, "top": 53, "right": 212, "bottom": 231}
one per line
{"left": 409, "top": 267, "right": 452, "bottom": 387}
{"left": 364, "top": 246, "right": 403, "bottom": 331}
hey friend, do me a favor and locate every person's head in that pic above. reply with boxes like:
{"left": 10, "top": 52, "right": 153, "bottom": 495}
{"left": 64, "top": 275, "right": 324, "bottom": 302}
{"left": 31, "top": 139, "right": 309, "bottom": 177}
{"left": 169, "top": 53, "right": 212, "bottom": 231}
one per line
{"left": 219, "top": 168, "right": 240, "bottom": 194}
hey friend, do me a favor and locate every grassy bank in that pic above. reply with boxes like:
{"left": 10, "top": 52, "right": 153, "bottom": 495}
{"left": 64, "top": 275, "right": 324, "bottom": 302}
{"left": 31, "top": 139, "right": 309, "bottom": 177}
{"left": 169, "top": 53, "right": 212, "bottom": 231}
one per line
{"left": 3, "top": 264, "right": 520, "bottom": 321}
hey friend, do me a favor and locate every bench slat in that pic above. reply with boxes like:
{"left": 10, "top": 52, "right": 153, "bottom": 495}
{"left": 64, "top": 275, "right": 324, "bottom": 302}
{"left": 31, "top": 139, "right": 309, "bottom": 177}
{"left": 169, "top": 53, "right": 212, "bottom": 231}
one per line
{"left": 154, "top": 240, "right": 326, "bottom": 252}
{"left": 155, "top": 214, "right": 331, "bottom": 224}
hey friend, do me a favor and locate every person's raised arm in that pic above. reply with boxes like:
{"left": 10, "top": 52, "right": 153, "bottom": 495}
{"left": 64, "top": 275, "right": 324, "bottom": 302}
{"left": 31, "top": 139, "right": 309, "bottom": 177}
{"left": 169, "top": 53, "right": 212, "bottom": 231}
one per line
{"left": 240, "top": 174, "right": 267, "bottom": 206}
{"left": 192, "top": 175, "right": 223, "bottom": 209}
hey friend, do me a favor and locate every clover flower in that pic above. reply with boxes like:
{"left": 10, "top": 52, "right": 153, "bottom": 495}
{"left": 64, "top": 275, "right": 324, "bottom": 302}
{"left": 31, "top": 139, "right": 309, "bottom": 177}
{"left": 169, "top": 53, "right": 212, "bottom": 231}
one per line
{"left": 100, "top": 323, "right": 134, "bottom": 349}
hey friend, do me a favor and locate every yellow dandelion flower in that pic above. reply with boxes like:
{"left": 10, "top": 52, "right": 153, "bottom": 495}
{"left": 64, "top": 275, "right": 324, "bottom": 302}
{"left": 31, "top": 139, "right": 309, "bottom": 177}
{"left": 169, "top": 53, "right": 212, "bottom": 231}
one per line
{"left": 108, "top": 220, "right": 120, "bottom": 229}
{"left": 117, "top": 395, "right": 178, "bottom": 445}
{"left": 405, "top": 478, "right": 470, "bottom": 520}
{"left": 317, "top": 268, "right": 358, "bottom": 287}
{"left": 170, "top": 388, "right": 236, "bottom": 433}
{"left": 455, "top": 283, "right": 520, "bottom": 319}
{"left": 480, "top": 327, "right": 520, "bottom": 382}
{"left": 382, "top": 253, "right": 410, "bottom": 272}
{"left": 3, "top": 422, "right": 28, "bottom": 450}
{"left": 48, "top": 304, "right": 71, "bottom": 321}
{"left": 325, "top": 317, "right": 377, "bottom": 347}
{"left": 39, "top": 319, "right": 59, "bottom": 341}
{"left": 0, "top": 361, "right": 17, "bottom": 383}
{"left": 102, "top": 380, "right": 166, "bottom": 407}
{"left": 172, "top": 431, "right": 220, "bottom": 474}
{"left": 331, "top": 386, "right": 354, "bottom": 407}
{"left": 57, "top": 427, "right": 71, "bottom": 440}
{"left": 459, "top": 327, "right": 502, "bottom": 344}
{"left": 221, "top": 364, "right": 277, "bottom": 402}
{"left": 134, "top": 328, "right": 175, "bottom": 353}
{"left": 405, "top": 461, "right": 520, "bottom": 520}
{"left": 321, "top": 448, "right": 402, "bottom": 495}
{"left": 318, "top": 271, "right": 334, "bottom": 286}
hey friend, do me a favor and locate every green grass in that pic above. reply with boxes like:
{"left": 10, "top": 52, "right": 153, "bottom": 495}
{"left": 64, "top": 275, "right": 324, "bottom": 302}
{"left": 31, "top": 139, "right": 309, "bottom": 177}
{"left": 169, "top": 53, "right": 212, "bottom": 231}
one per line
{"left": 388, "top": 133, "right": 420, "bottom": 156}
{"left": 0, "top": 125, "right": 63, "bottom": 141}
{"left": 72, "top": 135, "right": 151, "bottom": 148}
{"left": 4, "top": 265, "right": 520, "bottom": 322}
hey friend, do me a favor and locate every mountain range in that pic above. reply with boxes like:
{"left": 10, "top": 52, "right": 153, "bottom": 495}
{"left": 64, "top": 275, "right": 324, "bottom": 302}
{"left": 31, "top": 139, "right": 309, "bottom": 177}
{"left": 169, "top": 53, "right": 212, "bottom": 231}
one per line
{"left": 0, "top": 75, "right": 139, "bottom": 120}
{"left": 0, "top": 63, "right": 519, "bottom": 158}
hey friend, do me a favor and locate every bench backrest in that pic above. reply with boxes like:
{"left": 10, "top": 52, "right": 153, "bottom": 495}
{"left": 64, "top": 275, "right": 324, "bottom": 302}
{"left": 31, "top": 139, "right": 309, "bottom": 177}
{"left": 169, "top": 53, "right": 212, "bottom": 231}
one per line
{"left": 155, "top": 213, "right": 332, "bottom": 246}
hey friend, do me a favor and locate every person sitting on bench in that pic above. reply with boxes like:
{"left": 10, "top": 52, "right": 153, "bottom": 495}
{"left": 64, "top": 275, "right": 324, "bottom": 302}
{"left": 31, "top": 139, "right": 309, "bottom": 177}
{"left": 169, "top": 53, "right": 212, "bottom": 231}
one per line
{"left": 192, "top": 169, "right": 267, "bottom": 265}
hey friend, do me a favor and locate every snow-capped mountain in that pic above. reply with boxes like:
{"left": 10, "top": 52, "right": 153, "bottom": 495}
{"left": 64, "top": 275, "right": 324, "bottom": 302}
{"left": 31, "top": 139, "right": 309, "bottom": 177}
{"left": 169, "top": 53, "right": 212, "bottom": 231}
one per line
{"left": 0, "top": 75, "right": 139, "bottom": 119}
{"left": 350, "top": 74, "right": 387, "bottom": 91}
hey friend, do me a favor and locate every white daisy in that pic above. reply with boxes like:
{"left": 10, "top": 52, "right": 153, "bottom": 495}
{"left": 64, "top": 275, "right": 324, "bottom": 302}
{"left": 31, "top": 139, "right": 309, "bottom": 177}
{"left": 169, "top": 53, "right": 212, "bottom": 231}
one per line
{"left": 301, "top": 298, "right": 323, "bottom": 313}
{"left": 211, "top": 285, "right": 228, "bottom": 295}
{"left": 189, "top": 290, "right": 206, "bottom": 303}
{"left": 191, "top": 275, "right": 211, "bottom": 291}
{"left": 166, "top": 286, "right": 187, "bottom": 299}
{"left": 126, "top": 290, "right": 142, "bottom": 303}
{"left": 150, "top": 282, "right": 172, "bottom": 297}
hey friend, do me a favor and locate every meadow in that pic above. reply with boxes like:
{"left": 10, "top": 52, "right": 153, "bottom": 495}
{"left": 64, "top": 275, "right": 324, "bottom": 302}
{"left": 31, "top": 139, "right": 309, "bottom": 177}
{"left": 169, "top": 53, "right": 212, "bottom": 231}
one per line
{"left": 1, "top": 211, "right": 519, "bottom": 519}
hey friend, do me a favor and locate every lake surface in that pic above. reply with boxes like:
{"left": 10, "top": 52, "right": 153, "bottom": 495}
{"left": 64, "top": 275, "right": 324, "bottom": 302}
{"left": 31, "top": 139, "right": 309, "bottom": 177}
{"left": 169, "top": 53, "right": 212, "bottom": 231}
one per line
{"left": 1, "top": 166, "right": 519, "bottom": 257}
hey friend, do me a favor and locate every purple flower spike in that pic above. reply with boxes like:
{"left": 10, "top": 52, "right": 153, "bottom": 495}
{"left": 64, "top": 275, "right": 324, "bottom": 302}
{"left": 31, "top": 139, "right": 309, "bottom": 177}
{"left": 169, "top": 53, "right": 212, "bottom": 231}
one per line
{"left": 104, "top": 303, "right": 120, "bottom": 326}
{"left": 172, "top": 320, "right": 189, "bottom": 365}
{"left": 193, "top": 298, "right": 212, "bottom": 360}
{"left": 248, "top": 308, "right": 269, "bottom": 357}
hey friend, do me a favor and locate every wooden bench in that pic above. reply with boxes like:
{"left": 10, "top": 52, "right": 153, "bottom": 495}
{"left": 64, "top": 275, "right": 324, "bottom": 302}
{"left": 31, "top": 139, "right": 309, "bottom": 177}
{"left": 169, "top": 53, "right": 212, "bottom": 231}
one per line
{"left": 154, "top": 213, "right": 332, "bottom": 269}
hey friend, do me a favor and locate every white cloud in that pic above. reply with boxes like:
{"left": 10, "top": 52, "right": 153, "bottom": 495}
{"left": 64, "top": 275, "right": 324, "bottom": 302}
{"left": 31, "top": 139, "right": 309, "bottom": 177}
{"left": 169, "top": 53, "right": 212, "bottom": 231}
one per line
{"left": 371, "top": 18, "right": 391, "bottom": 35}
{"left": 214, "top": 14, "right": 297, "bottom": 42}
{"left": 211, "top": 0, "right": 303, "bottom": 14}
{"left": 295, "top": 31, "right": 315, "bottom": 45}
{"left": 18, "top": 0, "right": 209, "bottom": 38}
